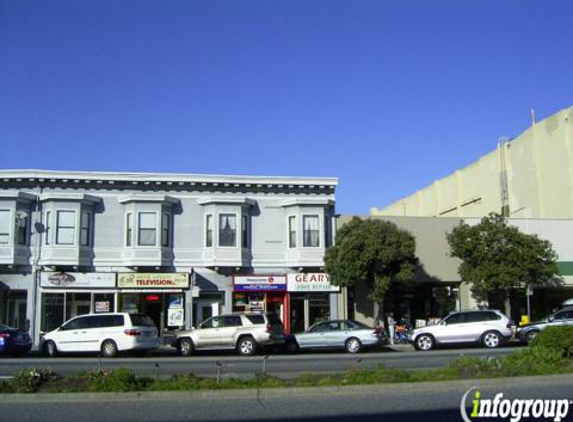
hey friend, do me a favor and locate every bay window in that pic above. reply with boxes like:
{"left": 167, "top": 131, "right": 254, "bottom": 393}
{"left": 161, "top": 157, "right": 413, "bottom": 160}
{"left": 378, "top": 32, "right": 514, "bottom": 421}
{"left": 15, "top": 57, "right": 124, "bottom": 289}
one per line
{"left": 138, "top": 212, "right": 157, "bottom": 246}
{"left": 303, "top": 215, "right": 320, "bottom": 247}
{"left": 56, "top": 210, "right": 76, "bottom": 245}
{"left": 219, "top": 214, "right": 236, "bottom": 247}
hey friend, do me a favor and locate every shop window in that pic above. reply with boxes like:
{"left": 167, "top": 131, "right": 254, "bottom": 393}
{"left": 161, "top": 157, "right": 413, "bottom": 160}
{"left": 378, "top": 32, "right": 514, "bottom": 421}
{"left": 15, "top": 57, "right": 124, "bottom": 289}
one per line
{"left": 120, "top": 294, "right": 141, "bottom": 313}
{"left": 125, "top": 212, "right": 133, "bottom": 247}
{"left": 6, "top": 291, "right": 27, "bottom": 330}
{"left": 161, "top": 213, "right": 171, "bottom": 247}
{"left": 303, "top": 215, "right": 320, "bottom": 247}
{"left": 41, "top": 293, "right": 65, "bottom": 333}
{"left": 56, "top": 210, "right": 76, "bottom": 245}
{"left": 138, "top": 212, "right": 157, "bottom": 246}
{"left": 66, "top": 293, "right": 91, "bottom": 320}
{"left": 205, "top": 214, "right": 213, "bottom": 247}
{"left": 80, "top": 211, "right": 92, "bottom": 247}
{"left": 0, "top": 210, "right": 10, "bottom": 244}
{"left": 219, "top": 214, "right": 236, "bottom": 247}
{"left": 288, "top": 216, "right": 296, "bottom": 248}
{"left": 94, "top": 293, "right": 115, "bottom": 313}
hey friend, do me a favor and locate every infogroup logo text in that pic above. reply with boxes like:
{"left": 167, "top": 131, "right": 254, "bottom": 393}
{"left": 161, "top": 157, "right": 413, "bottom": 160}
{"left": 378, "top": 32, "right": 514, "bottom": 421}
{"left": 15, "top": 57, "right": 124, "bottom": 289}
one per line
{"left": 460, "top": 387, "right": 571, "bottom": 422}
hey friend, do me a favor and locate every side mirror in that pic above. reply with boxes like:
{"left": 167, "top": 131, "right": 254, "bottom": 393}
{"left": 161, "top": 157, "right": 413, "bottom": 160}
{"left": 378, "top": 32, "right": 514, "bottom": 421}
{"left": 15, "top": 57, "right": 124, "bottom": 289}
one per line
{"left": 440, "top": 320, "right": 447, "bottom": 326}
{"left": 548, "top": 316, "right": 555, "bottom": 323}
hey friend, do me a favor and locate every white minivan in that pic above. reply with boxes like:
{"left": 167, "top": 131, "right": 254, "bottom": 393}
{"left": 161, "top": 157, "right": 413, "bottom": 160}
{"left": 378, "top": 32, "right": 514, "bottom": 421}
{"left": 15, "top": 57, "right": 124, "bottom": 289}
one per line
{"left": 41, "top": 313, "right": 159, "bottom": 358}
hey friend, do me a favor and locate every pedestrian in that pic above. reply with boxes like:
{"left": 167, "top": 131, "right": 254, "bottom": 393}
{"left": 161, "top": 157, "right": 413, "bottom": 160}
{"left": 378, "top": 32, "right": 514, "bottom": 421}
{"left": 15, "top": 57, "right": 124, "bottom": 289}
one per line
{"left": 387, "top": 312, "right": 396, "bottom": 346}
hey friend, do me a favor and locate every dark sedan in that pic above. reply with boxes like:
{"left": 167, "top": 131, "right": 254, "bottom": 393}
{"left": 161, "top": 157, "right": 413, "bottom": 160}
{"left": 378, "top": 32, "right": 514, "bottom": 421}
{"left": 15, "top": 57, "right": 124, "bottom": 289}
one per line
{"left": 0, "top": 325, "right": 32, "bottom": 356}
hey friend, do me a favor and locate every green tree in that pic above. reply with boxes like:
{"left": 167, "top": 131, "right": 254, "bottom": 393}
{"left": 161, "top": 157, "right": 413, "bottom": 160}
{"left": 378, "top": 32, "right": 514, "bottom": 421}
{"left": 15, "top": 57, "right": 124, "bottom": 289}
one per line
{"left": 324, "top": 217, "right": 418, "bottom": 321}
{"left": 446, "top": 213, "right": 558, "bottom": 316}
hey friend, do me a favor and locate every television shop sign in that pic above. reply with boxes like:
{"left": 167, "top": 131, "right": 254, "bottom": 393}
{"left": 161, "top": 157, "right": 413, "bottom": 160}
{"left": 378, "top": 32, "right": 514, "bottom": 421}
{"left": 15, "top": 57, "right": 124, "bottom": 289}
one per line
{"left": 117, "top": 273, "right": 190, "bottom": 289}
{"left": 233, "top": 275, "right": 287, "bottom": 292}
{"left": 287, "top": 273, "right": 340, "bottom": 292}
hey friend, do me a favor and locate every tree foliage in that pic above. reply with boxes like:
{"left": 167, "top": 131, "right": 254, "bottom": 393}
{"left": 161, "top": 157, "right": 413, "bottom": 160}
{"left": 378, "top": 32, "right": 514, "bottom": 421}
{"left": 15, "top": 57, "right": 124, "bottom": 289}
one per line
{"left": 324, "top": 217, "right": 418, "bottom": 304}
{"left": 446, "top": 213, "right": 558, "bottom": 296}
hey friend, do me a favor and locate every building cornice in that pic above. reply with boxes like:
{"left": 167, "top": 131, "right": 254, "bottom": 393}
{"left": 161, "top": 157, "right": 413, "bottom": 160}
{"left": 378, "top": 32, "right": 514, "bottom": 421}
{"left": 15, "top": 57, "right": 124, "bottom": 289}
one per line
{"left": 0, "top": 169, "right": 338, "bottom": 190}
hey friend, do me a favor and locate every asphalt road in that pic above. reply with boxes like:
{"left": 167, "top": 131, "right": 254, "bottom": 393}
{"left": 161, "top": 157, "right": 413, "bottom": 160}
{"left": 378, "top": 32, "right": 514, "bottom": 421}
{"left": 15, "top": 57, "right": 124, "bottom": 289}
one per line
{"left": 0, "top": 345, "right": 521, "bottom": 379}
{"left": 0, "top": 374, "right": 571, "bottom": 422}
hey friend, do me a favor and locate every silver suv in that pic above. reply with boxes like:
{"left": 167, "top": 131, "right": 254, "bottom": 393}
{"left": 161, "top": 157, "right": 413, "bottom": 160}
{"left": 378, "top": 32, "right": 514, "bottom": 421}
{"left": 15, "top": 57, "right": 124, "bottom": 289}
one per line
{"left": 517, "top": 307, "right": 573, "bottom": 343}
{"left": 173, "top": 312, "right": 286, "bottom": 356}
{"left": 409, "top": 310, "right": 513, "bottom": 351}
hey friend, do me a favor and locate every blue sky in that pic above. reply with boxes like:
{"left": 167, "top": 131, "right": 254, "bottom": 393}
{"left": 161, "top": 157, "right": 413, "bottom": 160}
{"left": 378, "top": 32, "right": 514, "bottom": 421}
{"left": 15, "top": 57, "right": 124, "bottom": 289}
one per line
{"left": 1, "top": 1, "right": 572, "bottom": 215}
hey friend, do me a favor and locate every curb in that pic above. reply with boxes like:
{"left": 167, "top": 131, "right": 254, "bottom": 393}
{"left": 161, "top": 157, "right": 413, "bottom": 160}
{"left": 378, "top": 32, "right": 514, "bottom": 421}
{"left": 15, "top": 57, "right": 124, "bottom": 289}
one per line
{"left": 1, "top": 374, "right": 571, "bottom": 403}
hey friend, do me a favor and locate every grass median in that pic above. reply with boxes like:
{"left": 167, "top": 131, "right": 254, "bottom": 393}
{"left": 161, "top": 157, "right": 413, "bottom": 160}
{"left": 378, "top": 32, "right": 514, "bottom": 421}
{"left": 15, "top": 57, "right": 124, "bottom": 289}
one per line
{"left": 2, "top": 326, "right": 573, "bottom": 394}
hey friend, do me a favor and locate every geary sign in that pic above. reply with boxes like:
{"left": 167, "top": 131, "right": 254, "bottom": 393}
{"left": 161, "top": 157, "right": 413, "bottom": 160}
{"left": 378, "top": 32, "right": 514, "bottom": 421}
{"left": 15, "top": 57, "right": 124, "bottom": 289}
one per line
{"left": 287, "top": 273, "right": 340, "bottom": 292}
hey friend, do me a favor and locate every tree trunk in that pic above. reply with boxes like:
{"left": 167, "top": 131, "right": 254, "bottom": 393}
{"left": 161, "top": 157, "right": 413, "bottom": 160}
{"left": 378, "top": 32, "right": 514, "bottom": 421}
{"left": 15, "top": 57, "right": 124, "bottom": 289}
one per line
{"left": 504, "top": 295, "right": 512, "bottom": 319}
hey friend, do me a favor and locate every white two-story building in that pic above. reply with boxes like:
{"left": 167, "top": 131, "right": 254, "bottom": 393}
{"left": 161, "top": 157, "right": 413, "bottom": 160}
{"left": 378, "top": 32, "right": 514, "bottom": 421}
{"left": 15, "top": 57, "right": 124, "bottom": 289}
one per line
{"left": 0, "top": 170, "right": 339, "bottom": 345}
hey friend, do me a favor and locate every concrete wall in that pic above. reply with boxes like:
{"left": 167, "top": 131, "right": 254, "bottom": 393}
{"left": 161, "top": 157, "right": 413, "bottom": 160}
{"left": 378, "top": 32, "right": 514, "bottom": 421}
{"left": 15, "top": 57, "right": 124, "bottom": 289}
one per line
{"left": 372, "top": 106, "right": 573, "bottom": 219}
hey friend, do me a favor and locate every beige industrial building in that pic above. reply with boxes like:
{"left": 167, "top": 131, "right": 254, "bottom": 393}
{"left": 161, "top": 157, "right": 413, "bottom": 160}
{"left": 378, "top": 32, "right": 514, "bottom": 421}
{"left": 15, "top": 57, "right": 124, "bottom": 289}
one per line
{"left": 371, "top": 106, "right": 573, "bottom": 219}
{"left": 360, "top": 106, "right": 573, "bottom": 324}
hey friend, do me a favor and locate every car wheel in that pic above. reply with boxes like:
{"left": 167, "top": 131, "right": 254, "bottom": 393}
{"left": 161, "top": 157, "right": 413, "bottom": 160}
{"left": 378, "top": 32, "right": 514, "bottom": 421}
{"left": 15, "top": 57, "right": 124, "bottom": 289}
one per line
{"left": 525, "top": 330, "right": 540, "bottom": 344}
{"left": 482, "top": 331, "right": 502, "bottom": 349}
{"left": 44, "top": 340, "right": 58, "bottom": 358}
{"left": 237, "top": 336, "right": 257, "bottom": 356}
{"left": 415, "top": 334, "right": 435, "bottom": 351}
{"left": 101, "top": 339, "right": 118, "bottom": 358}
{"left": 345, "top": 337, "right": 362, "bottom": 354}
{"left": 178, "top": 338, "right": 194, "bottom": 357}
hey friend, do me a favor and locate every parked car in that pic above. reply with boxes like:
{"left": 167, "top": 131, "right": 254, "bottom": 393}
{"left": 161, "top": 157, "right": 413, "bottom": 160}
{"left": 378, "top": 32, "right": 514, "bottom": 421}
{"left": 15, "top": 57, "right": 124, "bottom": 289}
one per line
{"left": 285, "top": 320, "right": 386, "bottom": 354}
{"left": 517, "top": 307, "right": 573, "bottom": 343}
{"left": 172, "top": 312, "right": 285, "bottom": 356}
{"left": 0, "top": 324, "right": 32, "bottom": 357}
{"left": 41, "top": 313, "right": 159, "bottom": 358}
{"left": 409, "top": 310, "right": 514, "bottom": 351}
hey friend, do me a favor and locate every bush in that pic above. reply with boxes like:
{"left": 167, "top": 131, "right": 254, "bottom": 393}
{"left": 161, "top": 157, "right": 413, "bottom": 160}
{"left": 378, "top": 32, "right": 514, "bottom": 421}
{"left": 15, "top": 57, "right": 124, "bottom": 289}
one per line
{"left": 502, "top": 346, "right": 564, "bottom": 376}
{"left": 89, "top": 368, "right": 152, "bottom": 392}
{"left": 530, "top": 326, "right": 573, "bottom": 359}
{"left": 10, "top": 369, "right": 56, "bottom": 393}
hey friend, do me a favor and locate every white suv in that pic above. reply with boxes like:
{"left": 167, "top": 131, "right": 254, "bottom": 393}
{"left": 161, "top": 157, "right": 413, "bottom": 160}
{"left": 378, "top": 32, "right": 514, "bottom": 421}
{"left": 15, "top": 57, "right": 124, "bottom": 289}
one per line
{"left": 173, "top": 312, "right": 286, "bottom": 356}
{"left": 409, "top": 310, "right": 513, "bottom": 351}
{"left": 42, "top": 313, "right": 159, "bottom": 358}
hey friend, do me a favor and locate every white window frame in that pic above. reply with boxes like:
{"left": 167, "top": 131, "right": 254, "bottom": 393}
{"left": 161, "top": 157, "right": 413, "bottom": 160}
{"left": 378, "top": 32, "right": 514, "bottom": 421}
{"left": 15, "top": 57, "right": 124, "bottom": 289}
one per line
{"left": 161, "top": 213, "right": 171, "bottom": 247}
{"left": 0, "top": 209, "right": 11, "bottom": 245}
{"left": 56, "top": 210, "right": 76, "bottom": 246}
{"left": 80, "top": 211, "right": 92, "bottom": 247}
{"left": 125, "top": 212, "right": 133, "bottom": 247}
{"left": 45, "top": 211, "right": 51, "bottom": 245}
{"left": 137, "top": 212, "right": 157, "bottom": 247}
{"left": 16, "top": 212, "right": 28, "bottom": 246}
{"left": 303, "top": 215, "right": 320, "bottom": 248}
{"left": 205, "top": 214, "right": 213, "bottom": 248}
{"left": 218, "top": 213, "right": 237, "bottom": 247}
{"left": 288, "top": 215, "right": 297, "bottom": 248}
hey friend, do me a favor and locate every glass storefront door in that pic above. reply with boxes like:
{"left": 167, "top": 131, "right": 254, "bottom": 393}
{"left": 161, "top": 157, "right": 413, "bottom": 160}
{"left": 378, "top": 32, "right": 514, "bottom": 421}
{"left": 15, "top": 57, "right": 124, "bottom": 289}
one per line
{"left": 5, "top": 291, "right": 27, "bottom": 330}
